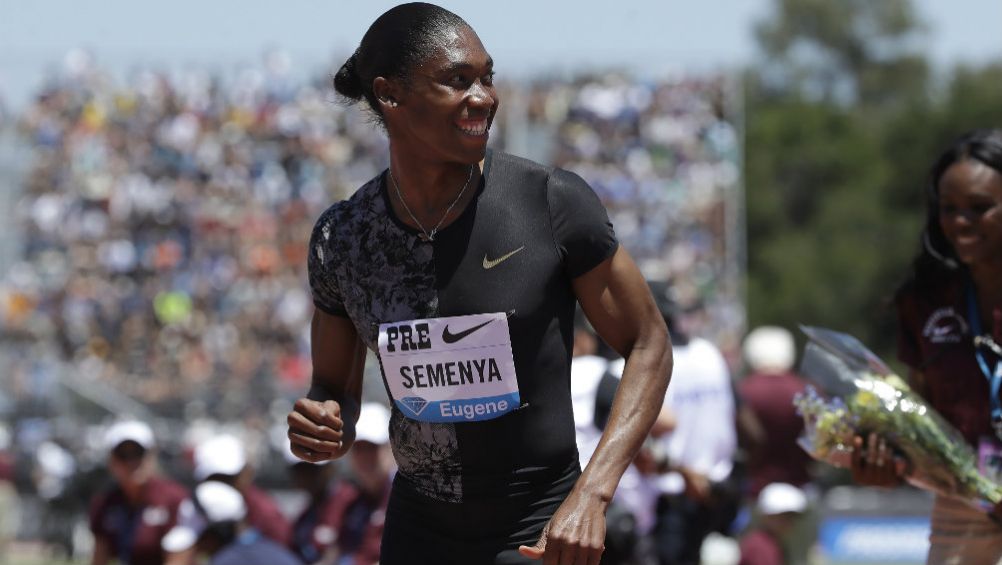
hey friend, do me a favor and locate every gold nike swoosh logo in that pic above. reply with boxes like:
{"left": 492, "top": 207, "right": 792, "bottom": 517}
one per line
{"left": 483, "top": 246, "right": 525, "bottom": 269}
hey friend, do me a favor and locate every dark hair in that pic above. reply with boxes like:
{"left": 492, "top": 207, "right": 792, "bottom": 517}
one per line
{"left": 647, "top": 280, "right": 689, "bottom": 346}
{"left": 333, "top": 3, "right": 469, "bottom": 122}
{"left": 906, "top": 129, "right": 1002, "bottom": 288}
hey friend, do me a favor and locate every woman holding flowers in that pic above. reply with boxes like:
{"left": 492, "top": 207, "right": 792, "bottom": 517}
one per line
{"left": 854, "top": 129, "right": 1002, "bottom": 562}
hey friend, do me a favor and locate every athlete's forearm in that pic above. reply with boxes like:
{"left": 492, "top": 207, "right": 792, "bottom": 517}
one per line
{"left": 577, "top": 331, "right": 672, "bottom": 502}
{"left": 307, "top": 381, "right": 361, "bottom": 422}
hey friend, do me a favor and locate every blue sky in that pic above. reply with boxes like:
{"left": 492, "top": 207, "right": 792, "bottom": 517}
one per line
{"left": 2, "top": 1, "right": 1000, "bottom": 107}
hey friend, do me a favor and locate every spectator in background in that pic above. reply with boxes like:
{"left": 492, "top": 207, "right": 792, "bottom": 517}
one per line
{"left": 852, "top": 129, "right": 1002, "bottom": 562}
{"left": 89, "top": 420, "right": 189, "bottom": 565}
{"left": 191, "top": 434, "right": 291, "bottom": 546}
{"left": 540, "top": 74, "right": 744, "bottom": 363}
{"left": 631, "top": 280, "right": 737, "bottom": 565}
{"left": 570, "top": 316, "right": 654, "bottom": 564}
{"left": 0, "top": 423, "right": 18, "bottom": 559}
{"left": 161, "top": 480, "right": 301, "bottom": 565}
{"left": 8, "top": 52, "right": 376, "bottom": 424}
{"left": 32, "top": 435, "right": 79, "bottom": 558}
{"left": 287, "top": 402, "right": 392, "bottom": 565}
{"left": 327, "top": 401, "right": 393, "bottom": 565}
{"left": 286, "top": 448, "right": 337, "bottom": 564}
{"left": 737, "top": 326, "right": 811, "bottom": 498}
{"left": 737, "top": 327, "right": 817, "bottom": 565}
{"left": 570, "top": 311, "right": 610, "bottom": 471}
{"left": 738, "top": 483, "right": 807, "bottom": 565}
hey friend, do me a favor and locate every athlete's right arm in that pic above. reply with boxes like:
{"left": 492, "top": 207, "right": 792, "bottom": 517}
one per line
{"left": 287, "top": 309, "right": 368, "bottom": 463}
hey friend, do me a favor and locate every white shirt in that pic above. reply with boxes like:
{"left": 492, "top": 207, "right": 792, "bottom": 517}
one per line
{"left": 570, "top": 354, "right": 608, "bottom": 469}
{"left": 572, "top": 354, "right": 658, "bottom": 533}
{"left": 650, "top": 337, "right": 736, "bottom": 495}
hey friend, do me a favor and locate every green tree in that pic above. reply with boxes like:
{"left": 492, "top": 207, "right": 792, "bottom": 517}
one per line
{"left": 745, "top": 0, "right": 928, "bottom": 361}
{"left": 753, "top": 0, "right": 928, "bottom": 108}
{"left": 747, "top": 0, "right": 1002, "bottom": 364}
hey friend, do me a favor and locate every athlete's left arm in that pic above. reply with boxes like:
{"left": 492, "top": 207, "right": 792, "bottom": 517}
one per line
{"left": 520, "top": 244, "right": 671, "bottom": 565}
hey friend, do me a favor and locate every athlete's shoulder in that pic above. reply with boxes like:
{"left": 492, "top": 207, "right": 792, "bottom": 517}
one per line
{"left": 488, "top": 149, "right": 553, "bottom": 176}
{"left": 495, "top": 150, "right": 587, "bottom": 180}
{"left": 312, "top": 174, "right": 384, "bottom": 234}
{"left": 488, "top": 151, "right": 598, "bottom": 208}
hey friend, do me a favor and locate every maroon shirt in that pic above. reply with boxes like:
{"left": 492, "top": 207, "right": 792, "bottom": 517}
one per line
{"left": 290, "top": 485, "right": 343, "bottom": 564}
{"left": 739, "top": 529, "right": 785, "bottom": 565}
{"left": 325, "top": 479, "right": 389, "bottom": 565}
{"left": 242, "top": 483, "right": 292, "bottom": 546}
{"left": 89, "top": 476, "right": 189, "bottom": 565}
{"left": 738, "top": 371, "right": 812, "bottom": 496}
{"left": 290, "top": 480, "right": 385, "bottom": 565}
{"left": 0, "top": 451, "right": 13, "bottom": 483}
{"left": 897, "top": 273, "right": 997, "bottom": 446}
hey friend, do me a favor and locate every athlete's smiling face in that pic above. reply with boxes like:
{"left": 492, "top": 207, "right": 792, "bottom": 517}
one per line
{"left": 937, "top": 159, "right": 1002, "bottom": 267}
{"left": 386, "top": 25, "right": 498, "bottom": 164}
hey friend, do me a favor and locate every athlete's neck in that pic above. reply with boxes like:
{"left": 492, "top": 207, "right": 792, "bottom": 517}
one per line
{"left": 388, "top": 146, "right": 482, "bottom": 216}
{"left": 122, "top": 479, "right": 146, "bottom": 505}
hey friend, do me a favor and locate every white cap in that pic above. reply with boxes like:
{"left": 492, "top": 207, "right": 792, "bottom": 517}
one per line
{"left": 162, "top": 481, "right": 246, "bottom": 553}
{"left": 194, "top": 434, "right": 246, "bottom": 481}
{"left": 354, "top": 402, "right": 390, "bottom": 445}
{"left": 758, "top": 482, "right": 807, "bottom": 515}
{"left": 743, "top": 326, "right": 796, "bottom": 373}
{"left": 37, "top": 441, "right": 76, "bottom": 477}
{"left": 700, "top": 532, "right": 740, "bottom": 565}
{"left": 103, "top": 420, "right": 155, "bottom": 453}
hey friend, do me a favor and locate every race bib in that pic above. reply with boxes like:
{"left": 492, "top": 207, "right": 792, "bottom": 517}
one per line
{"left": 978, "top": 436, "right": 1002, "bottom": 484}
{"left": 377, "top": 313, "right": 520, "bottom": 423}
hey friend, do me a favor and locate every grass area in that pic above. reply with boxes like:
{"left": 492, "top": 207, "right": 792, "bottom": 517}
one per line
{"left": 6, "top": 558, "right": 83, "bottom": 565}
{"left": 5, "top": 544, "right": 85, "bottom": 565}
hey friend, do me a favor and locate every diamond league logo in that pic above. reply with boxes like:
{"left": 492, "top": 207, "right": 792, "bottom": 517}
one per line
{"left": 399, "top": 396, "right": 429, "bottom": 416}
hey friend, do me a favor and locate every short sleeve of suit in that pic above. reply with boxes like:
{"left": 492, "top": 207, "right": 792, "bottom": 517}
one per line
{"left": 308, "top": 208, "right": 348, "bottom": 317}
{"left": 546, "top": 168, "right": 618, "bottom": 279}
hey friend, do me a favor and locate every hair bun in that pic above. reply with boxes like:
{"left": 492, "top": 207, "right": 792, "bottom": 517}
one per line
{"left": 333, "top": 52, "right": 364, "bottom": 101}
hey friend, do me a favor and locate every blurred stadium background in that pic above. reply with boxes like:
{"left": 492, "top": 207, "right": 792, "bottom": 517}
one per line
{"left": 1, "top": 0, "right": 1001, "bottom": 563}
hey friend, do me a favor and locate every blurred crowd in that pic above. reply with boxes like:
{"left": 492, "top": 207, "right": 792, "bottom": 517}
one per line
{"left": 526, "top": 73, "right": 744, "bottom": 361}
{"left": 0, "top": 55, "right": 758, "bottom": 563}
{"left": 3, "top": 52, "right": 390, "bottom": 421}
{"left": 0, "top": 58, "right": 743, "bottom": 421}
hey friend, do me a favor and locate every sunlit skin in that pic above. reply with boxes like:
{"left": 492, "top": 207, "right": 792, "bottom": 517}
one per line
{"left": 938, "top": 160, "right": 1002, "bottom": 317}
{"left": 288, "top": 18, "right": 673, "bottom": 565}
{"left": 375, "top": 25, "right": 498, "bottom": 227}
{"left": 851, "top": 159, "right": 1002, "bottom": 491}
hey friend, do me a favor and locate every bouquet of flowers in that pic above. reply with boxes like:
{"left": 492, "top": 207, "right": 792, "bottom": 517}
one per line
{"left": 794, "top": 326, "right": 1002, "bottom": 510}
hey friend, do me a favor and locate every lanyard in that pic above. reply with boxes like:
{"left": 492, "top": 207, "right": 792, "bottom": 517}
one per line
{"left": 236, "top": 528, "right": 262, "bottom": 546}
{"left": 966, "top": 280, "right": 1002, "bottom": 441}
{"left": 115, "top": 505, "right": 141, "bottom": 565}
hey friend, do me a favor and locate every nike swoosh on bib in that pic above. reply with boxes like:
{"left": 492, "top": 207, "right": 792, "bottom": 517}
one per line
{"left": 483, "top": 246, "right": 525, "bottom": 269}
{"left": 442, "top": 319, "right": 495, "bottom": 344}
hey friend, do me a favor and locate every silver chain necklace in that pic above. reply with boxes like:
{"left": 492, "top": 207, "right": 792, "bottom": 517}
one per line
{"left": 389, "top": 165, "right": 474, "bottom": 242}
